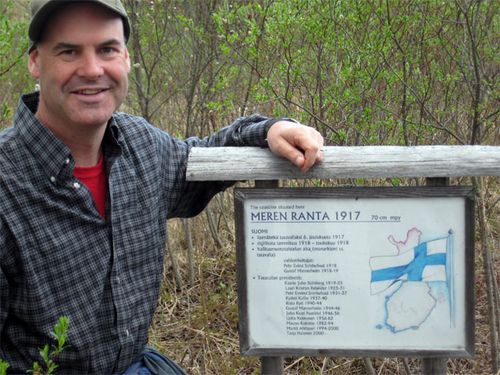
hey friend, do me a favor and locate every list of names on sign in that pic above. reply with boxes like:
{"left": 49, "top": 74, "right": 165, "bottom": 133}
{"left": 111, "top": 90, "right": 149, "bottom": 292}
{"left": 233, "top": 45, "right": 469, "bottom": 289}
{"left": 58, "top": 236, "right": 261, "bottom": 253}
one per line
{"left": 240, "top": 195, "right": 468, "bottom": 351}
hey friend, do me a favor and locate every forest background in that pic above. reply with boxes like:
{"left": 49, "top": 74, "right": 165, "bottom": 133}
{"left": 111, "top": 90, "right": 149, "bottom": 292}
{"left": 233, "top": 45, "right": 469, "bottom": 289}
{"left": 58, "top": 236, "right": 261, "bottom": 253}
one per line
{"left": 0, "top": 0, "right": 498, "bottom": 374}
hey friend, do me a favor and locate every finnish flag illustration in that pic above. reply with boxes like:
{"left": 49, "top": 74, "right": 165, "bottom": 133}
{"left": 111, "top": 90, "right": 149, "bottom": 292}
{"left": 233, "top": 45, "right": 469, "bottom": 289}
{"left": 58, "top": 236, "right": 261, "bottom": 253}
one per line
{"left": 370, "top": 228, "right": 452, "bottom": 296}
{"left": 369, "top": 228, "right": 455, "bottom": 332}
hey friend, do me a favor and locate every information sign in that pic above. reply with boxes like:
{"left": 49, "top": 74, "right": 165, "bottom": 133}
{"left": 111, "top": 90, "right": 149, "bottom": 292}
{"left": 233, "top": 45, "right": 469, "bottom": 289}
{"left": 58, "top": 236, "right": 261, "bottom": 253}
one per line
{"left": 234, "top": 187, "right": 474, "bottom": 357}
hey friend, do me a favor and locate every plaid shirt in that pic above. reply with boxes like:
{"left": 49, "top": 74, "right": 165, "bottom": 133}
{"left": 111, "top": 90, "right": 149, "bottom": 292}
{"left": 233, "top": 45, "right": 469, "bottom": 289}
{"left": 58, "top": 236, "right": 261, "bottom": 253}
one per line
{"left": 0, "top": 92, "right": 275, "bottom": 373}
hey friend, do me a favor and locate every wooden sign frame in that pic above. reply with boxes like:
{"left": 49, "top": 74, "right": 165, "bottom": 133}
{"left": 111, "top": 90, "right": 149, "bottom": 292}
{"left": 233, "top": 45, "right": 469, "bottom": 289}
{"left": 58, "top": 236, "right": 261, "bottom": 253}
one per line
{"left": 234, "top": 186, "right": 475, "bottom": 358}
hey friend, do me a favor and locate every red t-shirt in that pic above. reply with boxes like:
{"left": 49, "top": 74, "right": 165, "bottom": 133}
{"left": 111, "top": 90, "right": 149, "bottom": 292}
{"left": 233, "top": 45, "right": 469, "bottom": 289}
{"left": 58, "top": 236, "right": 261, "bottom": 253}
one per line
{"left": 73, "top": 154, "right": 107, "bottom": 219}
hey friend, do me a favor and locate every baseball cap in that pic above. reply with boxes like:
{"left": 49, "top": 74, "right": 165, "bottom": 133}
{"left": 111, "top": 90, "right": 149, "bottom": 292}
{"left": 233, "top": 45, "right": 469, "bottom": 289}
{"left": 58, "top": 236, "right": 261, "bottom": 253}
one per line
{"left": 29, "top": 0, "right": 130, "bottom": 52}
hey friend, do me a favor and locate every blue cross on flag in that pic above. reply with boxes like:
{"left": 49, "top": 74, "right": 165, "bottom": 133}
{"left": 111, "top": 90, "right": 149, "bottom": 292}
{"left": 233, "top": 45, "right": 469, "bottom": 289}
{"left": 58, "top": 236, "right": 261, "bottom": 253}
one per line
{"left": 370, "top": 230, "right": 452, "bottom": 295}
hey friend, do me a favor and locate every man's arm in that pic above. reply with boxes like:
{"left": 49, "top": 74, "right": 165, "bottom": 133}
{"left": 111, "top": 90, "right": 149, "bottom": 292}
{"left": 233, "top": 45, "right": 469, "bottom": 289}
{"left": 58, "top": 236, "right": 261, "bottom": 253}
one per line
{"left": 147, "top": 114, "right": 323, "bottom": 218}
{"left": 266, "top": 120, "right": 324, "bottom": 172}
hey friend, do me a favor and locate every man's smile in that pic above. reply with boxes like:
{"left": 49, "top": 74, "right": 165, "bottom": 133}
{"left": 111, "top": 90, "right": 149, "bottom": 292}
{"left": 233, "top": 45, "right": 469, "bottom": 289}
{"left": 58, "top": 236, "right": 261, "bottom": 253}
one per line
{"left": 74, "top": 88, "right": 107, "bottom": 95}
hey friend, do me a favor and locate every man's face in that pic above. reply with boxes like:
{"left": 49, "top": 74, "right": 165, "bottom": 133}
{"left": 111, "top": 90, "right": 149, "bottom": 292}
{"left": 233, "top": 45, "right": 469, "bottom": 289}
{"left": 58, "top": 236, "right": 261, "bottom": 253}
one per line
{"left": 28, "top": 3, "right": 130, "bottom": 133}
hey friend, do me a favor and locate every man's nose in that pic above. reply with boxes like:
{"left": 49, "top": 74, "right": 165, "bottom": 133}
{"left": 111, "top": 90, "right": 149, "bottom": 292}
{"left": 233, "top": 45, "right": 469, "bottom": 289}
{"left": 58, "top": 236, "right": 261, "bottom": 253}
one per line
{"left": 77, "top": 52, "right": 104, "bottom": 79}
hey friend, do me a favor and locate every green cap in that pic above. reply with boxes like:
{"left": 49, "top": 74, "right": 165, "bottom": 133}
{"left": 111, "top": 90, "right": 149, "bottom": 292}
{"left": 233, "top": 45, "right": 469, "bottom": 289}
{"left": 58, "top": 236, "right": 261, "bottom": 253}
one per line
{"left": 29, "top": 0, "right": 130, "bottom": 52}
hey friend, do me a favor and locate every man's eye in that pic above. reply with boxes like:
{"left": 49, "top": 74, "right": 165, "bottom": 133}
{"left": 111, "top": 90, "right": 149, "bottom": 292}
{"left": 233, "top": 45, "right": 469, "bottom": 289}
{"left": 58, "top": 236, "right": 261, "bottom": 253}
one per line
{"left": 101, "top": 47, "right": 117, "bottom": 54}
{"left": 59, "top": 49, "right": 77, "bottom": 58}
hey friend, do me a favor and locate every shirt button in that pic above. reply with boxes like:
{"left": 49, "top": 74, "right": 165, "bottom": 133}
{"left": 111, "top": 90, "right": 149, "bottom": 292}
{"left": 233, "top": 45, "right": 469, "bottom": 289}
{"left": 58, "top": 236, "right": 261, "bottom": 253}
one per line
{"left": 73, "top": 182, "right": 81, "bottom": 189}
{"left": 50, "top": 176, "right": 56, "bottom": 184}
{"left": 65, "top": 158, "right": 70, "bottom": 165}
{"left": 125, "top": 329, "right": 130, "bottom": 337}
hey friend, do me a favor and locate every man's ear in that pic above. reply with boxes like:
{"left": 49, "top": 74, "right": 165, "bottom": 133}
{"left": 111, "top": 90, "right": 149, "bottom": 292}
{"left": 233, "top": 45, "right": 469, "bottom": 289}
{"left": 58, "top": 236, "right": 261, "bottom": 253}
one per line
{"left": 28, "top": 49, "right": 41, "bottom": 79}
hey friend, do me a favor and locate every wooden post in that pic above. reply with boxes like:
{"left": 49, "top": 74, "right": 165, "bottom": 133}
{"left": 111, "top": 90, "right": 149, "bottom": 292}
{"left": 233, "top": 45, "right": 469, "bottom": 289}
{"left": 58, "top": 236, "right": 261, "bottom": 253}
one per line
{"left": 422, "top": 176, "right": 449, "bottom": 375}
{"left": 422, "top": 358, "right": 448, "bottom": 375}
{"left": 255, "top": 180, "right": 280, "bottom": 189}
{"left": 255, "top": 179, "right": 284, "bottom": 375}
{"left": 261, "top": 357, "right": 284, "bottom": 375}
{"left": 426, "top": 177, "right": 449, "bottom": 187}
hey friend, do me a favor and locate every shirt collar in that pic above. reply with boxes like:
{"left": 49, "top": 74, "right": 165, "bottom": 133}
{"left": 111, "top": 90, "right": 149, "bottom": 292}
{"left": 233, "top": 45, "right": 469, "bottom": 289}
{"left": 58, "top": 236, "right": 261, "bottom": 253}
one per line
{"left": 13, "top": 91, "right": 122, "bottom": 182}
{"left": 14, "top": 92, "right": 72, "bottom": 182}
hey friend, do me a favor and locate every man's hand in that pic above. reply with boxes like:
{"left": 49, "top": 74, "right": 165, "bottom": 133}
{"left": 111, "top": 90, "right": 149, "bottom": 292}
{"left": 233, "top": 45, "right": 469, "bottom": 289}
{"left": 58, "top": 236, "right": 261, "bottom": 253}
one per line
{"left": 267, "top": 120, "right": 324, "bottom": 172}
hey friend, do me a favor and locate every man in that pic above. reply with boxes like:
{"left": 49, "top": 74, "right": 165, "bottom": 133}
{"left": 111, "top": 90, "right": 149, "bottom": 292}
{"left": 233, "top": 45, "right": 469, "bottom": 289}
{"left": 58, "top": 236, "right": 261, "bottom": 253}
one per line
{"left": 0, "top": 1, "right": 323, "bottom": 373}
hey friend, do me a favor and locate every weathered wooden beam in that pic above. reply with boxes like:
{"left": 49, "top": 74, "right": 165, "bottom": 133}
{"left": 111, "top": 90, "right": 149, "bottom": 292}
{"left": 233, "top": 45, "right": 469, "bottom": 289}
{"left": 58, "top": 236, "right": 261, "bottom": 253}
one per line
{"left": 186, "top": 145, "right": 500, "bottom": 181}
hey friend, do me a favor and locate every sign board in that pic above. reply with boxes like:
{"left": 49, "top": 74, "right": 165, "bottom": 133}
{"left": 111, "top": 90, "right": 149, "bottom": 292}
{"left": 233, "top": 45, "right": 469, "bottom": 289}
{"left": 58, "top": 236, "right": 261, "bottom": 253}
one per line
{"left": 234, "top": 187, "right": 474, "bottom": 357}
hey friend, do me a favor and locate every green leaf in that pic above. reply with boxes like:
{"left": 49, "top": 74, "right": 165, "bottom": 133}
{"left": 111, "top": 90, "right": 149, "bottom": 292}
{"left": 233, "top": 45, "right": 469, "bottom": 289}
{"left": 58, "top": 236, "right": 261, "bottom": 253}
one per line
{"left": 0, "top": 360, "right": 10, "bottom": 375}
{"left": 40, "top": 345, "right": 50, "bottom": 363}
